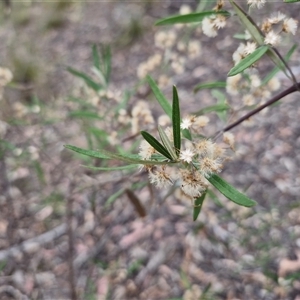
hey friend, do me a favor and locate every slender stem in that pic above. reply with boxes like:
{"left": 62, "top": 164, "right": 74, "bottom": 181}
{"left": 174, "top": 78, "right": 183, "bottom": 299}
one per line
{"left": 271, "top": 47, "right": 298, "bottom": 86}
{"left": 223, "top": 82, "right": 300, "bottom": 132}
{"left": 67, "top": 195, "right": 77, "bottom": 300}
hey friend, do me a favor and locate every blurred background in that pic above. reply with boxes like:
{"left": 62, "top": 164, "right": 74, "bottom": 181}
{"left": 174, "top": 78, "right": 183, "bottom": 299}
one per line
{"left": 1, "top": 1, "right": 300, "bottom": 299}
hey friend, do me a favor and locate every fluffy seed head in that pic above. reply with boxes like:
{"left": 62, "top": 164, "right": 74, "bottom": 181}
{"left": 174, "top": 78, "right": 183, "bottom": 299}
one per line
{"left": 180, "top": 148, "right": 195, "bottom": 163}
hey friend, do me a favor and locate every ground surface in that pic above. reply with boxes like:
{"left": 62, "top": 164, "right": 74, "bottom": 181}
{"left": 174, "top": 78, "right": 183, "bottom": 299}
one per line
{"left": 1, "top": 1, "right": 300, "bottom": 299}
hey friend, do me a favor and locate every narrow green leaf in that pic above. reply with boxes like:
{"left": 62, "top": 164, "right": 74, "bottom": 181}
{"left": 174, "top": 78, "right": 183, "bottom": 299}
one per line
{"left": 103, "top": 45, "right": 111, "bottom": 83}
{"left": 64, "top": 144, "right": 171, "bottom": 165}
{"left": 207, "top": 174, "right": 257, "bottom": 207}
{"left": 65, "top": 144, "right": 110, "bottom": 159}
{"left": 262, "top": 44, "right": 297, "bottom": 85}
{"left": 195, "top": 103, "right": 229, "bottom": 116}
{"left": 81, "top": 164, "right": 139, "bottom": 171}
{"left": 158, "top": 126, "right": 177, "bottom": 161}
{"left": 182, "top": 129, "right": 192, "bottom": 141}
{"left": 172, "top": 86, "right": 181, "bottom": 156}
{"left": 92, "top": 44, "right": 100, "bottom": 70}
{"left": 284, "top": 0, "right": 300, "bottom": 2}
{"left": 233, "top": 33, "right": 250, "bottom": 40}
{"left": 105, "top": 188, "right": 125, "bottom": 208}
{"left": 155, "top": 10, "right": 230, "bottom": 26}
{"left": 194, "top": 81, "right": 226, "bottom": 93}
{"left": 228, "top": 45, "right": 269, "bottom": 76}
{"left": 67, "top": 67, "right": 102, "bottom": 91}
{"left": 146, "top": 75, "right": 172, "bottom": 118}
{"left": 193, "top": 190, "right": 207, "bottom": 221}
{"left": 229, "top": 0, "right": 264, "bottom": 44}
{"left": 140, "top": 131, "right": 172, "bottom": 160}
{"left": 68, "top": 111, "right": 102, "bottom": 119}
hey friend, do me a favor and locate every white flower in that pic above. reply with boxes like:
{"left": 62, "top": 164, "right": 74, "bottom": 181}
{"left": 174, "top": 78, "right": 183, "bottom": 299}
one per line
{"left": 200, "top": 157, "right": 223, "bottom": 177}
{"left": 202, "top": 17, "right": 218, "bottom": 37}
{"left": 223, "top": 132, "right": 235, "bottom": 150}
{"left": 244, "top": 42, "right": 257, "bottom": 55}
{"left": 283, "top": 18, "right": 298, "bottom": 35}
{"left": 226, "top": 74, "right": 241, "bottom": 96}
{"left": 213, "top": 15, "right": 226, "bottom": 29}
{"left": 250, "top": 74, "right": 261, "bottom": 88}
{"left": 268, "top": 77, "right": 281, "bottom": 92}
{"left": 232, "top": 43, "right": 246, "bottom": 65}
{"left": 233, "top": 42, "right": 257, "bottom": 65}
{"left": 179, "top": 170, "right": 207, "bottom": 198}
{"left": 180, "top": 148, "right": 194, "bottom": 163}
{"left": 268, "top": 12, "right": 286, "bottom": 24}
{"left": 247, "top": 0, "right": 266, "bottom": 9}
{"left": 139, "top": 140, "right": 155, "bottom": 160}
{"left": 242, "top": 94, "right": 255, "bottom": 106}
{"left": 264, "top": 30, "right": 281, "bottom": 46}
{"left": 180, "top": 118, "right": 193, "bottom": 130}
{"left": 179, "top": 4, "right": 192, "bottom": 15}
{"left": 149, "top": 167, "right": 173, "bottom": 188}
{"left": 194, "top": 116, "right": 209, "bottom": 128}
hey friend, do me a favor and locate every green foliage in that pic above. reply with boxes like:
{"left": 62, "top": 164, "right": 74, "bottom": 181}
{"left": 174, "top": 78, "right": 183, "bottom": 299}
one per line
{"left": 228, "top": 45, "right": 269, "bottom": 76}
{"left": 207, "top": 174, "right": 256, "bottom": 207}
{"left": 193, "top": 191, "right": 207, "bottom": 221}
{"left": 141, "top": 131, "right": 173, "bottom": 160}
{"left": 172, "top": 86, "right": 181, "bottom": 156}
{"left": 146, "top": 75, "right": 172, "bottom": 118}
{"left": 155, "top": 11, "right": 230, "bottom": 26}
{"left": 194, "top": 81, "right": 226, "bottom": 93}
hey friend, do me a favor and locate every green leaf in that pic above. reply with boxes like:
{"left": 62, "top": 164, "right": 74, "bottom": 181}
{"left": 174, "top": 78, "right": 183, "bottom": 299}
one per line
{"left": 92, "top": 44, "right": 100, "bottom": 70}
{"left": 64, "top": 144, "right": 171, "bottom": 165}
{"left": 229, "top": 0, "right": 264, "bottom": 44}
{"left": 284, "top": 0, "right": 300, "bottom": 2}
{"left": 261, "top": 44, "right": 297, "bottom": 85}
{"left": 182, "top": 129, "right": 192, "bottom": 141}
{"left": 146, "top": 75, "right": 172, "bottom": 118}
{"left": 228, "top": 45, "right": 269, "bottom": 76}
{"left": 67, "top": 67, "right": 102, "bottom": 91}
{"left": 68, "top": 111, "right": 102, "bottom": 119}
{"left": 105, "top": 188, "right": 125, "bottom": 208}
{"left": 172, "top": 86, "right": 181, "bottom": 156}
{"left": 140, "top": 131, "right": 172, "bottom": 160}
{"left": 195, "top": 103, "right": 229, "bottom": 116}
{"left": 233, "top": 33, "right": 250, "bottom": 40}
{"left": 81, "top": 164, "right": 139, "bottom": 171}
{"left": 155, "top": 10, "right": 230, "bottom": 26}
{"left": 193, "top": 190, "right": 207, "bottom": 221}
{"left": 194, "top": 81, "right": 226, "bottom": 93}
{"left": 103, "top": 45, "right": 111, "bottom": 83}
{"left": 158, "top": 126, "right": 177, "bottom": 161}
{"left": 207, "top": 174, "right": 257, "bottom": 207}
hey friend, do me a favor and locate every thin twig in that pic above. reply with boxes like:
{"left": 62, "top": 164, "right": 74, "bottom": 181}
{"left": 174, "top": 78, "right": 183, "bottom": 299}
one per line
{"left": 222, "top": 82, "right": 300, "bottom": 132}
{"left": 67, "top": 195, "right": 77, "bottom": 300}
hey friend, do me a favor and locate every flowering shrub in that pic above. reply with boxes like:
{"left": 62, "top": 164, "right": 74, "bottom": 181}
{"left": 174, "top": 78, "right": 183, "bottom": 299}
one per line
{"left": 65, "top": 0, "right": 300, "bottom": 220}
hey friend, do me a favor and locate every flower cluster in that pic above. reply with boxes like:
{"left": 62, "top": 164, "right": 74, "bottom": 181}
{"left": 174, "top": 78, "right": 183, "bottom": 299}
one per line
{"left": 226, "top": 71, "right": 281, "bottom": 108}
{"left": 261, "top": 12, "right": 298, "bottom": 46}
{"left": 139, "top": 126, "right": 228, "bottom": 200}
